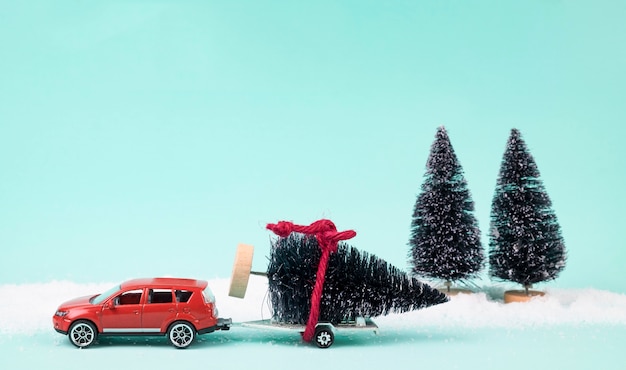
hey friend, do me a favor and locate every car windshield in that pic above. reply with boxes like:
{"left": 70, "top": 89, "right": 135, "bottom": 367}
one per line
{"left": 91, "top": 284, "right": 121, "bottom": 304}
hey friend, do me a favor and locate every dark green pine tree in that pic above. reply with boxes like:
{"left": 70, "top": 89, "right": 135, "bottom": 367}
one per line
{"left": 489, "top": 129, "right": 566, "bottom": 293}
{"left": 409, "top": 126, "right": 484, "bottom": 290}
{"left": 268, "top": 234, "right": 448, "bottom": 325}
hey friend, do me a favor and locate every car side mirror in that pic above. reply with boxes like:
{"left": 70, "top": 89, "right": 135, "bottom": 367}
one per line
{"left": 106, "top": 299, "right": 116, "bottom": 309}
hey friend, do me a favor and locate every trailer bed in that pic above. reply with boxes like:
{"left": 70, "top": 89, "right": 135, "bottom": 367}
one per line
{"left": 239, "top": 318, "right": 378, "bottom": 348}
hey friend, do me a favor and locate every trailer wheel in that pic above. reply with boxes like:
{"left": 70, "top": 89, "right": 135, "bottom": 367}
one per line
{"left": 314, "top": 325, "right": 334, "bottom": 348}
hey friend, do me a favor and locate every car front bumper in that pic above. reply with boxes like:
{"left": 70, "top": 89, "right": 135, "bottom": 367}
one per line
{"left": 52, "top": 315, "right": 71, "bottom": 334}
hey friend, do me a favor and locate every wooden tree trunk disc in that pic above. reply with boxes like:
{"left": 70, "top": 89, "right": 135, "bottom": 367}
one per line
{"left": 504, "top": 290, "right": 545, "bottom": 303}
{"left": 228, "top": 244, "right": 255, "bottom": 298}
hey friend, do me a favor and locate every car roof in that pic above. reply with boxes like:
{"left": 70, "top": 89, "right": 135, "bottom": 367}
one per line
{"left": 120, "top": 278, "right": 208, "bottom": 290}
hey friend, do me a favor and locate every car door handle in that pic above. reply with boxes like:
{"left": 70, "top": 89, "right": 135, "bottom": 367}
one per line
{"left": 168, "top": 308, "right": 176, "bottom": 313}
{"left": 133, "top": 310, "right": 139, "bottom": 315}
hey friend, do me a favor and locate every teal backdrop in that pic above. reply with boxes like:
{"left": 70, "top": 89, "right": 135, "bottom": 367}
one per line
{"left": 1, "top": 1, "right": 624, "bottom": 293}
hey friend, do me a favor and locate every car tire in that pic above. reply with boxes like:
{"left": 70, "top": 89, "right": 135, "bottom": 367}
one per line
{"left": 68, "top": 320, "right": 98, "bottom": 348}
{"left": 168, "top": 321, "right": 196, "bottom": 349}
{"left": 314, "top": 325, "right": 334, "bottom": 348}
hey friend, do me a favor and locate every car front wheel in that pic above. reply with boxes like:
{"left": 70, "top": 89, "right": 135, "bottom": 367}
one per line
{"left": 68, "top": 320, "right": 97, "bottom": 348}
{"left": 168, "top": 321, "right": 196, "bottom": 349}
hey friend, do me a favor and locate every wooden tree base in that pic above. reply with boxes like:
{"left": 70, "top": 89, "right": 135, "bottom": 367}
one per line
{"left": 504, "top": 290, "right": 545, "bottom": 303}
{"left": 228, "top": 244, "right": 255, "bottom": 298}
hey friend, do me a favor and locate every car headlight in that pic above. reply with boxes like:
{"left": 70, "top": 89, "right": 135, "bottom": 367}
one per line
{"left": 55, "top": 310, "right": 69, "bottom": 317}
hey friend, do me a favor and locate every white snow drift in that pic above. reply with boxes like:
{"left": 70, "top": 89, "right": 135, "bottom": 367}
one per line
{"left": 1, "top": 277, "right": 625, "bottom": 335}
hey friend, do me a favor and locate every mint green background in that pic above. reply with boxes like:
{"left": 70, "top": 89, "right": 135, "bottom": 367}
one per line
{"left": 1, "top": 1, "right": 625, "bottom": 292}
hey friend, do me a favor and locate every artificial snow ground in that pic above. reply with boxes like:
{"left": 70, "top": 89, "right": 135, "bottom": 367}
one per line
{"left": 1, "top": 277, "right": 625, "bottom": 370}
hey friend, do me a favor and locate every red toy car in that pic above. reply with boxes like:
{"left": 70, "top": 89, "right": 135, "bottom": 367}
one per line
{"left": 53, "top": 277, "right": 231, "bottom": 348}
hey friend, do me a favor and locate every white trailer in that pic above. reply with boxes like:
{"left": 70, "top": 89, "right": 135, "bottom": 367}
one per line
{"left": 240, "top": 317, "right": 379, "bottom": 348}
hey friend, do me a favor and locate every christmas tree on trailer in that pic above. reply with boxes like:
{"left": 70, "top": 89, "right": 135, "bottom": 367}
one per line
{"left": 409, "top": 126, "right": 484, "bottom": 292}
{"left": 489, "top": 128, "right": 566, "bottom": 295}
{"left": 268, "top": 233, "right": 448, "bottom": 325}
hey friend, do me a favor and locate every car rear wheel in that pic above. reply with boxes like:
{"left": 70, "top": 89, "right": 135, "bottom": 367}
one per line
{"left": 168, "top": 321, "right": 196, "bottom": 349}
{"left": 68, "top": 320, "right": 97, "bottom": 348}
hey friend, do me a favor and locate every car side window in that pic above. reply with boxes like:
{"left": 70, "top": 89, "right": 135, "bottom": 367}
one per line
{"left": 175, "top": 290, "right": 193, "bottom": 303}
{"left": 117, "top": 289, "right": 143, "bottom": 305}
{"left": 148, "top": 289, "right": 173, "bottom": 304}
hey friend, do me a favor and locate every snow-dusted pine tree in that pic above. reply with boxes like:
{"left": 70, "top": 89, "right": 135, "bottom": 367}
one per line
{"left": 409, "top": 126, "right": 484, "bottom": 291}
{"left": 489, "top": 129, "right": 566, "bottom": 294}
{"left": 268, "top": 234, "right": 448, "bottom": 325}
